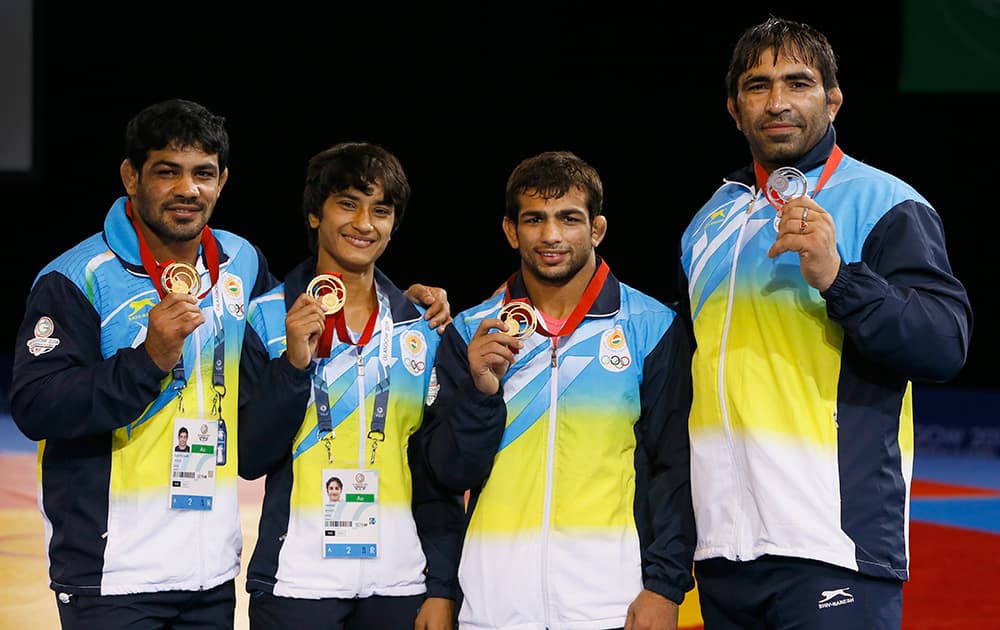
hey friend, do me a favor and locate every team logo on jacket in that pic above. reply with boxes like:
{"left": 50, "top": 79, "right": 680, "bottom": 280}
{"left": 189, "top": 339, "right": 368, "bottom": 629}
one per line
{"left": 27, "top": 316, "right": 60, "bottom": 356}
{"left": 401, "top": 331, "right": 427, "bottom": 376}
{"left": 221, "top": 275, "right": 245, "bottom": 320}
{"left": 599, "top": 327, "right": 631, "bottom": 372}
{"left": 127, "top": 298, "right": 156, "bottom": 321}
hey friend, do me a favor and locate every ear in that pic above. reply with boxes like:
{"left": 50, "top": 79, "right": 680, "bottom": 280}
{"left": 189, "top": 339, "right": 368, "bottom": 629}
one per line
{"left": 826, "top": 87, "right": 844, "bottom": 122}
{"left": 591, "top": 215, "right": 607, "bottom": 247}
{"left": 120, "top": 159, "right": 138, "bottom": 195}
{"left": 502, "top": 216, "right": 519, "bottom": 249}
{"left": 308, "top": 212, "right": 321, "bottom": 229}
{"left": 218, "top": 167, "right": 229, "bottom": 193}
{"left": 727, "top": 97, "right": 742, "bottom": 131}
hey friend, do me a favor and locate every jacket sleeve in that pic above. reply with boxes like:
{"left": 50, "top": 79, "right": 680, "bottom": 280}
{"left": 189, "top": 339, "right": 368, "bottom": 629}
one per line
{"left": 409, "top": 408, "right": 466, "bottom": 601}
{"left": 822, "top": 201, "right": 973, "bottom": 382}
{"left": 11, "top": 271, "right": 168, "bottom": 441}
{"left": 634, "top": 317, "right": 696, "bottom": 605}
{"left": 237, "top": 330, "right": 311, "bottom": 480}
{"left": 420, "top": 324, "right": 507, "bottom": 494}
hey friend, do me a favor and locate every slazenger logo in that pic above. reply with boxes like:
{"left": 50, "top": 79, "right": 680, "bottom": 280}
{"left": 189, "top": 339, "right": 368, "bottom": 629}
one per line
{"left": 27, "top": 316, "right": 60, "bottom": 356}
{"left": 817, "top": 587, "right": 854, "bottom": 609}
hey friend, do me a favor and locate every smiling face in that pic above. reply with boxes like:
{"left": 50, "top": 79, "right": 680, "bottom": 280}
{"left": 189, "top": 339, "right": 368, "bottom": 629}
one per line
{"left": 727, "top": 46, "right": 842, "bottom": 171}
{"left": 310, "top": 181, "right": 395, "bottom": 275}
{"left": 502, "top": 186, "right": 607, "bottom": 287}
{"left": 121, "top": 143, "right": 228, "bottom": 260}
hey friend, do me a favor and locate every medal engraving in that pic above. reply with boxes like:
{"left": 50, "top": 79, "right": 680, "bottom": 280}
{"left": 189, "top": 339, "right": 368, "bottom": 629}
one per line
{"left": 307, "top": 274, "right": 347, "bottom": 314}
{"left": 765, "top": 166, "right": 809, "bottom": 206}
{"left": 161, "top": 262, "right": 201, "bottom": 295}
{"left": 498, "top": 301, "right": 536, "bottom": 339}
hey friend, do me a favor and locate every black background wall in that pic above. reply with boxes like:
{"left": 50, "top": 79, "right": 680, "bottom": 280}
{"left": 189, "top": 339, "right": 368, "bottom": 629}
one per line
{"left": 4, "top": 1, "right": 997, "bottom": 392}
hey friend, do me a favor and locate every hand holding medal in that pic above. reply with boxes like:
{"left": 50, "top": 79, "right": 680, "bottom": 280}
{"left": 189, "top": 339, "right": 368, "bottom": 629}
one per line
{"left": 760, "top": 148, "right": 846, "bottom": 292}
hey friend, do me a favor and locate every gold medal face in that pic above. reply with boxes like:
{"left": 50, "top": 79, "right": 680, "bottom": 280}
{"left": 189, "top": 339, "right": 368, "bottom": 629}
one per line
{"left": 161, "top": 262, "right": 201, "bottom": 296}
{"left": 498, "top": 301, "right": 536, "bottom": 339}
{"left": 307, "top": 274, "right": 347, "bottom": 314}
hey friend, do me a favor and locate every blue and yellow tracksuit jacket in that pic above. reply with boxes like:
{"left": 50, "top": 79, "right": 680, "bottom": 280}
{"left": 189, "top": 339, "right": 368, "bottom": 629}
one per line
{"left": 11, "top": 196, "right": 274, "bottom": 595}
{"left": 238, "top": 258, "right": 462, "bottom": 601}
{"left": 420, "top": 263, "right": 695, "bottom": 630}
{"left": 680, "top": 127, "right": 972, "bottom": 581}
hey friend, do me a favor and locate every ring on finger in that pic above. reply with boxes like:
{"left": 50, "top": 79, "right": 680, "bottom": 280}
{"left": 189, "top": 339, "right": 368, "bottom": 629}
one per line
{"left": 799, "top": 220, "right": 808, "bottom": 233}
{"left": 801, "top": 207, "right": 810, "bottom": 222}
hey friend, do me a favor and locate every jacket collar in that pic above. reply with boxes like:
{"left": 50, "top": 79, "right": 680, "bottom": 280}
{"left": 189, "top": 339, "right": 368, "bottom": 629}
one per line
{"left": 727, "top": 124, "right": 839, "bottom": 187}
{"left": 503, "top": 256, "right": 621, "bottom": 317}
{"left": 102, "top": 195, "right": 231, "bottom": 271}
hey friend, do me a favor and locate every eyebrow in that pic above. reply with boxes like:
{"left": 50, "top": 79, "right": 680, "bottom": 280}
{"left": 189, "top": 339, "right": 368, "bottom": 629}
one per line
{"left": 149, "top": 159, "right": 220, "bottom": 173}
{"left": 336, "top": 190, "right": 392, "bottom": 206}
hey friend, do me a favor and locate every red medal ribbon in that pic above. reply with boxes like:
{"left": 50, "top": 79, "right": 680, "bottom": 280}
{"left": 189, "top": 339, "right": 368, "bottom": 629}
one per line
{"left": 502, "top": 258, "right": 610, "bottom": 338}
{"left": 754, "top": 144, "right": 844, "bottom": 210}
{"left": 315, "top": 273, "right": 379, "bottom": 358}
{"left": 126, "top": 199, "right": 220, "bottom": 299}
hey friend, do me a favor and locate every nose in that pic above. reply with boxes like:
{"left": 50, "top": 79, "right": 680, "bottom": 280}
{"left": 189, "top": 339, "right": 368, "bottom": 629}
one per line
{"left": 539, "top": 217, "right": 562, "bottom": 243}
{"left": 766, "top": 85, "right": 790, "bottom": 114}
{"left": 351, "top": 208, "right": 374, "bottom": 231}
{"left": 173, "top": 172, "right": 200, "bottom": 199}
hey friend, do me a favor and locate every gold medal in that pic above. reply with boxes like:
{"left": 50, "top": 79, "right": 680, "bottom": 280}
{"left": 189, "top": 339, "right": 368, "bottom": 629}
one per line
{"left": 161, "top": 262, "right": 201, "bottom": 296}
{"left": 307, "top": 274, "right": 347, "bottom": 314}
{"left": 498, "top": 301, "right": 536, "bottom": 339}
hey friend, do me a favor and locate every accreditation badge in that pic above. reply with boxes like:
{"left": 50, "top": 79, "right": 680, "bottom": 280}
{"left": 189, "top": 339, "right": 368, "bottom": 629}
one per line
{"left": 321, "top": 468, "right": 379, "bottom": 559}
{"left": 169, "top": 417, "right": 218, "bottom": 510}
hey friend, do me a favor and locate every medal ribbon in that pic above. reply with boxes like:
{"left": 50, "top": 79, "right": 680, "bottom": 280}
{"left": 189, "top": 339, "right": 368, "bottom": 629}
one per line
{"left": 126, "top": 199, "right": 221, "bottom": 299}
{"left": 314, "top": 274, "right": 379, "bottom": 358}
{"left": 754, "top": 144, "right": 844, "bottom": 210}
{"left": 502, "top": 258, "right": 610, "bottom": 338}
{"left": 126, "top": 200, "right": 225, "bottom": 414}
{"left": 312, "top": 288, "right": 390, "bottom": 466}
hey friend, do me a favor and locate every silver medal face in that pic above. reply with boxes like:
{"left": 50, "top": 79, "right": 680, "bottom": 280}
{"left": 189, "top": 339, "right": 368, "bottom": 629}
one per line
{"left": 765, "top": 166, "right": 808, "bottom": 206}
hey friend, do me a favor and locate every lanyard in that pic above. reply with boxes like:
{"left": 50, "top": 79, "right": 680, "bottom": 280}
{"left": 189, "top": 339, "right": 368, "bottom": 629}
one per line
{"left": 126, "top": 199, "right": 225, "bottom": 411}
{"left": 754, "top": 144, "right": 844, "bottom": 210}
{"left": 502, "top": 258, "right": 610, "bottom": 339}
{"left": 314, "top": 289, "right": 391, "bottom": 465}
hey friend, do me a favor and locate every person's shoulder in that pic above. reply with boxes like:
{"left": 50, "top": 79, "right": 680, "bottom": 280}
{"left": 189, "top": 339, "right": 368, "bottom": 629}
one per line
{"left": 212, "top": 228, "right": 275, "bottom": 290}
{"left": 618, "top": 282, "right": 674, "bottom": 312}
{"left": 212, "top": 227, "right": 262, "bottom": 253}
{"left": 616, "top": 283, "right": 682, "bottom": 333}
{"left": 35, "top": 231, "right": 114, "bottom": 287}
{"left": 837, "top": 154, "right": 929, "bottom": 206}
{"left": 450, "top": 292, "right": 505, "bottom": 337}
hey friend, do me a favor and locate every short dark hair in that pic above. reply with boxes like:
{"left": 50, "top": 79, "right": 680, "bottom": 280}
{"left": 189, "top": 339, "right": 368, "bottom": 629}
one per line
{"left": 178, "top": 427, "right": 188, "bottom": 437}
{"left": 504, "top": 151, "right": 603, "bottom": 222}
{"left": 124, "top": 99, "right": 230, "bottom": 173}
{"left": 301, "top": 142, "right": 411, "bottom": 254}
{"left": 726, "top": 16, "right": 839, "bottom": 101}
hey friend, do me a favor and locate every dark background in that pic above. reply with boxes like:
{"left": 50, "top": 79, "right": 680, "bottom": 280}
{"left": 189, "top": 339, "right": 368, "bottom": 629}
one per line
{"left": 4, "top": 1, "right": 997, "bottom": 392}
